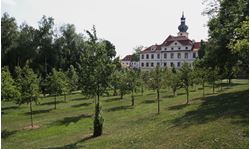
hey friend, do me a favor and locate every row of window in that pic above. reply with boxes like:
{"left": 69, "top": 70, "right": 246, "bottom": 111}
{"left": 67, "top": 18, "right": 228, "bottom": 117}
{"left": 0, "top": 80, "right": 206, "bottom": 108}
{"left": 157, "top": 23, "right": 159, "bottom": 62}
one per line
{"left": 141, "top": 62, "right": 191, "bottom": 68}
{"left": 162, "top": 46, "right": 189, "bottom": 51}
{"left": 141, "top": 53, "right": 196, "bottom": 59}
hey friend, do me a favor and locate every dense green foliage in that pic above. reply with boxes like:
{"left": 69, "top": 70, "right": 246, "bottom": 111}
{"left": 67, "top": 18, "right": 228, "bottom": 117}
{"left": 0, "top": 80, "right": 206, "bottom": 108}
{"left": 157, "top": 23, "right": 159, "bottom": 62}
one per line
{"left": 1, "top": 67, "right": 20, "bottom": 101}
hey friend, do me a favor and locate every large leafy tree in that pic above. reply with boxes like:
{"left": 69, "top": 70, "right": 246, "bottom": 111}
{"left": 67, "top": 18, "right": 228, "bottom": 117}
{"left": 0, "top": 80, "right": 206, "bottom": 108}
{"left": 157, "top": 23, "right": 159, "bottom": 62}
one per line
{"left": 203, "top": 0, "right": 249, "bottom": 80}
{"left": 1, "top": 67, "right": 20, "bottom": 101}
{"left": 35, "top": 16, "right": 55, "bottom": 78}
{"left": 15, "top": 66, "right": 39, "bottom": 127}
{"left": 79, "top": 26, "right": 116, "bottom": 137}
{"left": 1, "top": 13, "right": 19, "bottom": 70}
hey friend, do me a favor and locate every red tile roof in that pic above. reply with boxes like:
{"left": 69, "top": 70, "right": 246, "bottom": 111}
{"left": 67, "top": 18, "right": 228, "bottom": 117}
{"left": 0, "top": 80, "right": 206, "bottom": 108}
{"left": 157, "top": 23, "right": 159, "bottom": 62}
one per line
{"left": 162, "top": 35, "right": 193, "bottom": 46}
{"left": 192, "top": 42, "right": 200, "bottom": 51}
{"left": 122, "top": 55, "right": 132, "bottom": 61}
{"left": 141, "top": 45, "right": 161, "bottom": 54}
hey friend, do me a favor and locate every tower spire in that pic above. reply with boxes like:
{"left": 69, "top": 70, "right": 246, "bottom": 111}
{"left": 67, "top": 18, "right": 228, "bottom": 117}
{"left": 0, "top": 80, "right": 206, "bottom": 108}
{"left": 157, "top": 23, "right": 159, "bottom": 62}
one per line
{"left": 178, "top": 12, "right": 188, "bottom": 32}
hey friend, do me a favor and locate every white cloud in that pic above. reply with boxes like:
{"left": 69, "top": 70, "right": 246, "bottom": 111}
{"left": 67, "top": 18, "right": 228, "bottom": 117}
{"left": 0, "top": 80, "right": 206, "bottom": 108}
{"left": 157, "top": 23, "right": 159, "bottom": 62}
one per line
{"left": 2, "top": 0, "right": 16, "bottom": 6}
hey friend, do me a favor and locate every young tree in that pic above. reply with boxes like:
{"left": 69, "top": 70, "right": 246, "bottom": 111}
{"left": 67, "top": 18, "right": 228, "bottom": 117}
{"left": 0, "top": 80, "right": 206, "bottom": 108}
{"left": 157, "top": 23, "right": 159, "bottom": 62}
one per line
{"left": 127, "top": 69, "right": 138, "bottom": 106}
{"left": 79, "top": 26, "right": 116, "bottom": 137}
{"left": 66, "top": 65, "right": 79, "bottom": 93}
{"left": 193, "top": 59, "right": 208, "bottom": 97}
{"left": 148, "top": 65, "right": 164, "bottom": 114}
{"left": 46, "top": 68, "right": 69, "bottom": 109}
{"left": 1, "top": 67, "right": 20, "bottom": 101}
{"left": 179, "top": 63, "right": 193, "bottom": 104}
{"left": 166, "top": 67, "right": 181, "bottom": 96}
{"left": 15, "top": 66, "right": 39, "bottom": 127}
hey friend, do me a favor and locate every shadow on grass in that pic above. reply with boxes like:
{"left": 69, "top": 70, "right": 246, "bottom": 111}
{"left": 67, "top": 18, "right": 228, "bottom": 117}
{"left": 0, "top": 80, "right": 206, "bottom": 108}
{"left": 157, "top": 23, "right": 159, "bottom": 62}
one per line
{"left": 41, "top": 135, "right": 94, "bottom": 149}
{"left": 2, "top": 106, "right": 19, "bottom": 111}
{"left": 71, "top": 103, "right": 92, "bottom": 108}
{"left": 105, "top": 97, "right": 122, "bottom": 102}
{"left": 53, "top": 114, "right": 92, "bottom": 126}
{"left": 177, "top": 92, "right": 186, "bottom": 96}
{"left": 105, "top": 105, "right": 133, "bottom": 112}
{"left": 71, "top": 97, "right": 88, "bottom": 101}
{"left": 162, "top": 95, "right": 174, "bottom": 98}
{"left": 24, "top": 109, "right": 52, "bottom": 115}
{"left": 168, "top": 104, "right": 189, "bottom": 110}
{"left": 40, "top": 101, "right": 64, "bottom": 106}
{"left": 141, "top": 100, "right": 156, "bottom": 104}
{"left": 170, "top": 90, "right": 249, "bottom": 128}
{"left": 147, "top": 93, "right": 155, "bottom": 96}
{"left": 2, "top": 129, "right": 17, "bottom": 139}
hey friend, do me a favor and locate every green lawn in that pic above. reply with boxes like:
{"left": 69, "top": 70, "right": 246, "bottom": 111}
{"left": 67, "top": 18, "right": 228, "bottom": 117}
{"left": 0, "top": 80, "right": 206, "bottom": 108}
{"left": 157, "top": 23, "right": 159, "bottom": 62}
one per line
{"left": 2, "top": 79, "right": 249, "bottom": 149}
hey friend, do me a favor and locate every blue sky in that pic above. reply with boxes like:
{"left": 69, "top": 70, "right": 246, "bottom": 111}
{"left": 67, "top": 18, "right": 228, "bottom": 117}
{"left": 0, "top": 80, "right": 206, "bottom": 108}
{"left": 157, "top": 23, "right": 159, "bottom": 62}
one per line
{"left": 1, "top": 0, "right": 209, "bottom": 58}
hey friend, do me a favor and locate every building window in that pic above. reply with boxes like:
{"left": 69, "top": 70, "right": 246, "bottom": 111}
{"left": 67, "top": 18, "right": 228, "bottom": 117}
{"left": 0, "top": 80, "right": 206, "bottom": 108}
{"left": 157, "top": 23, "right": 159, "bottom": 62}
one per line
{"left": 157, "top": 62, "right": 160, "bottom": 66}
{"left": 178, "top": 47, "right": 181, "bottom": 50}
{"left": 185, "top": 53, "right": 188, "bottom": 58}
{"left": 171, "top": 47, "right": 174, "bottom": 50}
{"left": 141, "top": 62, "right": 144, "bottom": 67}
{"left": 175, "top": 43, "right": 177, "bottom": 45}
{"left": 178, "top": 53, "right": 181, "bottom": 59}
{"left": 151, "top": 54, "right": 154, "bottom": 59}
{"left": 171, "top": 53, "right": 174, "bottom": 59}
{"left": 177, "top": 62, "right": 180, "bottom": 67}
{"left": 151, "top": 63, "right": 154, "bottom": 67}
{"left": 157, "top": 54, "right": 160, "bottom": 59}
{"left": 146, "top": 62, "right": 149, "bottom": 67}
{"left": 193, "top": 53, "right": 196, "bottom": 58}
{"left": 141, "top": 54, "right": 144, "bottom": 59}
{"left": 185, "top": 47, "right": 188, "bottom": 50}
{"left": 165, "top": 48, "right": 167, "bottom": 51}
{"left": 146, "top": 54, "right": 149, "bottom": 59}
{"left": 164, "top": 53, "right": 167, "bottom": 59}
{"left": 164, "top": 62, "right": 167, "bottom": 67}
{"left": 171, "top": 62, "right": 174, "bottom": 67}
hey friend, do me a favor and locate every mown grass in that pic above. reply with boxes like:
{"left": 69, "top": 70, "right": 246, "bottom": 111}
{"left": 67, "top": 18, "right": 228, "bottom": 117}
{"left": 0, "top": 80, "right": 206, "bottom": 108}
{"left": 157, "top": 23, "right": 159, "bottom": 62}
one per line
{"left": 1, "top": 79, "right": 249, "bottom": 149}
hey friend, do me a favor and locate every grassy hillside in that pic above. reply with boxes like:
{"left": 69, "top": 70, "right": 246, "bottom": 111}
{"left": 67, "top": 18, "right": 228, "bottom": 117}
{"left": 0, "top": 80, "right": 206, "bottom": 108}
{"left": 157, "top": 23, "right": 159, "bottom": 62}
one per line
{"left": 2, "top": 79, "right": 249, "bottom": 149}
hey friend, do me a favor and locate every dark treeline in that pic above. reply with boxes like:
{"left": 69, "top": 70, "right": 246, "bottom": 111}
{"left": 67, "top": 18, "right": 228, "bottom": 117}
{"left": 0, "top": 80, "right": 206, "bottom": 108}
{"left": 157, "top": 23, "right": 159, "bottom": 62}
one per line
{"left": 1, "top": 13, "right": 119, "bottom": 78}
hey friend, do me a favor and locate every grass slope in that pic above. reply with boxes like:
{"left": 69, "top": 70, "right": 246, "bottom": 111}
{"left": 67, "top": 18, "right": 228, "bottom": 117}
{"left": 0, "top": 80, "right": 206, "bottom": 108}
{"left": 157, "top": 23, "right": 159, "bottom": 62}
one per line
{"left": 1, "top": 79, "right": 249, "bottom": 149}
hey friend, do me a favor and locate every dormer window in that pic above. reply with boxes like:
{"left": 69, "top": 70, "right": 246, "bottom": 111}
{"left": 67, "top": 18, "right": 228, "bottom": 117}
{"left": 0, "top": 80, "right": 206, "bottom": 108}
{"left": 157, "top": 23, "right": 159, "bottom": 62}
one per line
{"left": 185, "top": 47, "right": 188, "bottom": 50}
{"left": 165, "top": 48, "right": 167, "bottom": 51}
{"left": 171, "top": 47, "right": 174, "bottom": 50}
{"left": 178, "top": 47, "right": 181, "bottom": 50}
{"left": 175, "top": 43, "right": 177, "bottom": 45}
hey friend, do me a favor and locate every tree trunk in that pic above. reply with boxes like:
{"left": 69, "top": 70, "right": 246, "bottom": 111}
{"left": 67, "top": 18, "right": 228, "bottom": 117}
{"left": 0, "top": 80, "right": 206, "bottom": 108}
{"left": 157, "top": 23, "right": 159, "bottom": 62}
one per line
{"left": 120, "top": 93, "right": 123, "bottom": 99}
{"left": 54, "top": 94, "right": 57, "bottom": 110}
{"left": 64, "top": 93, "right": 66, "bottom": 102}
{"left": 141, "top": 86, "right": 144, "bottom": 96}
{"left": 157, "top": 89, "right": 160, "bottom": 114}
{"left": 131, "top": 90, "right": 134, "bottom": 106}
{"left": 93, "top": 88, "right": 103, "bottom": 137}
{"left": 113, "top": 88, "right": 117, "bottom": 96}
{"left": 30, "top": 101, "right": 33, "bottom": 128}
{"left": 220, "top": 79, "right": 223, "bottom": 91}
{"left": 186, "top": 87, "right": 189, "bottom": 104}
{"left": 202, "top": 80, "right": 205, "bottom": 97}
{"left": 212, "top": 81, "right": 215, "bottom": 94}
{"left": 173, "top": 88, "right": 176, "bottom": 96}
